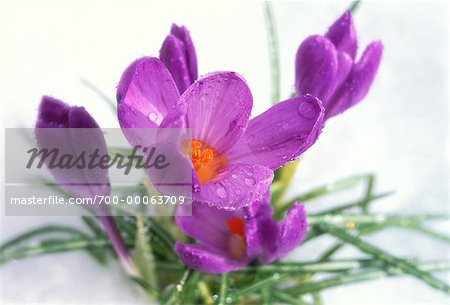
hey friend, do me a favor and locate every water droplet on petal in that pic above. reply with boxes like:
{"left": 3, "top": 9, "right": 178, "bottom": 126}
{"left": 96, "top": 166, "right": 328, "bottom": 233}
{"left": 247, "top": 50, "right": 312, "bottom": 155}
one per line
{"left": 231, "top": 174, "right": 238, "bottom": 179}
{"left": 244, "top": 177, "right": 255, "bottom": 186}
{"left": 147, "top": 111, "right": 159, "bottom": 122}
{"left": 193, "top": 183, "right": 200, "bottom": 193}
{"left": 216, "top": 187, "right": 227, "bottom": 199}
{"left": 298, "top": 101, "right": 317, "bottom": 119}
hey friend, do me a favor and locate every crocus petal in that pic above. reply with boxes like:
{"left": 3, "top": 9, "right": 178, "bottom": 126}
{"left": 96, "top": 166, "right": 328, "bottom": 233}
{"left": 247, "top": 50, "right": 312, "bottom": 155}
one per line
{"left": 35, "top": 96, "right": 109, "bottom": 198}
{"left": 178, "top": 72, "right": 252, "bottom": 154}
{"left": 295, "top": 35, "right": 338, "bottom": 102}
{"left": 175, "top": 243, "right": 247, "bottom": 273}
{"left": 194, "top": 163, "right": 273, "bottom": 210}
{"left": 175, "top": 201, "right": 240, "bottom": 253}
{"left": 160, "top": 24, "right": 198, "bottom": 93}
{"left": 262, "top": 202, "right": 308, "bottom": 264}
{"left": 245, "top": 213, "right": 278, "bottom": 258}
{"left": 36, "top": 96, "right": 71, "bottom": 128}
{"left": 333, "top": 52, "right": 353, "bottom": 93}
{"left": 228, "top": 95, "right": 324, "bottom": 170}
{"left": 326, "top": 41, "right": 383, "bottom": 118}
{"left": 116, "top": 57, "right": 179, "bottom": 128}
{"left": 325, "top": 11, "right": 358, "bottom": 59}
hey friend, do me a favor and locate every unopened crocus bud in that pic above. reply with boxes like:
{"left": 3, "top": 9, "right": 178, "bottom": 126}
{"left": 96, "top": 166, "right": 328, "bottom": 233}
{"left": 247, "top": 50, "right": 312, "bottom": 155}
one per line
{"left": 295, "top": 11, "right": 383, "bottom": 119}
{"left": 160, "top": 23, "right": 198, "bottom": 94}
{"left": 35, "top": 96, "right": 137, "bottom": 276}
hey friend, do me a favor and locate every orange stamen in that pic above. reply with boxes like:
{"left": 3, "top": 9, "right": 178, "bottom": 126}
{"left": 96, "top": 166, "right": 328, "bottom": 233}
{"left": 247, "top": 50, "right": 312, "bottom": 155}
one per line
{"left": 187, "top": 140, "right": 227, "bottom": 184}
{"left": 226, "top": 218, "right": 246, "bottom": 260}
{"left": 226, "top": 218, "right": 245, "bottom": 237}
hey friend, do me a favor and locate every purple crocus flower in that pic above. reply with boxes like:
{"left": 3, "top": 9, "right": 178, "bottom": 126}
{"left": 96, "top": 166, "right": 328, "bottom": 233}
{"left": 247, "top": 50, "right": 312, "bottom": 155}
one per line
{"left": 160, "top": 24, "right": 198, "bottom": 94}
{"left": 295, "top": 11, "right": 383, "bottom": 119}
{"left": 36, "top": 96, "right": 137, "bottom": 276}
{"left": 117, "top": 57, "right": 325, "bottom": 210}
{"left": 175, "top": 193, "right": 307, "bottom": 273}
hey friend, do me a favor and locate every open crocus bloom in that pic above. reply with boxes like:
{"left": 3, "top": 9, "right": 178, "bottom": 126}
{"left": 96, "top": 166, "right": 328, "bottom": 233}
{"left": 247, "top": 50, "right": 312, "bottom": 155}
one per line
{"left": 175, "top": 193, "right": 307, "bottom": 273}
{"left": 117, "top": 57, "right": 324, "bottom": 209}
{"left": 295, "top": 11, "right": 383, "bottom": 119}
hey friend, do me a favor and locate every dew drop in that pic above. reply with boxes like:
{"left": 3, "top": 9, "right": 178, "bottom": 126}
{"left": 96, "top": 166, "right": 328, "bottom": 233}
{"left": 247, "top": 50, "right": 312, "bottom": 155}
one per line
{"left": 231, "top": 174, "right": 238, "bottom": 179}
{"left": 216, "top": 187, "right": 227, "bottom": 199}
{"left": 193, "top": 183, "right": 201, "bottom": 193}
{"left": 147, "top": 111, "right": 159, "bottom": 122}
{"left": 298, "top": 101, "right": 317, "bottom": 119}
{"left": 176, "top": 284, "right": 183, "bottom": 292}
{"left": 244, "top": 177, "right": 255, "bottom": 186}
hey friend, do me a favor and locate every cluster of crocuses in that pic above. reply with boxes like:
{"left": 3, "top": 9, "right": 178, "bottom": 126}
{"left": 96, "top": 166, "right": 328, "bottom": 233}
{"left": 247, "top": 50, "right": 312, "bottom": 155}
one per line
{"left": 36, "top": 11, "right": 382, "bottom": 273}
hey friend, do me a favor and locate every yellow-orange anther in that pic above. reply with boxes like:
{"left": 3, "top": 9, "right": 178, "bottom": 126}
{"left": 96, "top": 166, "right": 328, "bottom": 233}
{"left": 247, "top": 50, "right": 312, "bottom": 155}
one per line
{"left": 188, "top": 140, "right": 226, "bottom": 184}
{"left": 226, "top": 218, "right": 246, "bottom": 260}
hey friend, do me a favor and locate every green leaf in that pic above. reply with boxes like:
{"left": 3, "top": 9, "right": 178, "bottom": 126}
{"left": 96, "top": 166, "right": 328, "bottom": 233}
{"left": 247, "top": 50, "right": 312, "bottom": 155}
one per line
{"left": 275, "top": 173, "right": 375, "bottom": 219}
{"left": 285, "top": 260, "right": 450, "bottom": 296}
{"left": 133, "top": 215, "right": 158, "bottom": 289}
{"left": 263, "top": 0, "right": 280, "bottom": 105}
{"left": 217, "top": 273, "right": 229, "bottom": 305}
{"left": 320, "top": 224, "right": 450, "bottom": 294}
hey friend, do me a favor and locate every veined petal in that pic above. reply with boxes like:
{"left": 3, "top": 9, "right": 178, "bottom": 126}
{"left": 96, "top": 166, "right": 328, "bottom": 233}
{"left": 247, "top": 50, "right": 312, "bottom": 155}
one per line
{"left": 295, "top": 35, "right": 338, "bottom": 102}
{"left": 160, "top": 24, "right": 198, "bottom": 93}
{"left": 178, "top": 72, "right": 252, "bottom": 155}
{"left": 326, "top": 41, "right": 383, "bottom": 118}
{"left": 175, "top": 243, "right": 247, "bottom": 273}
{"left": 195, "top": 163, "right": 273, "bottom": 210}
{"left": 228, "top": 95, "right": 324, "bottom": 170}
{"left": 116, "top": 57, "right": 179, "bottom": 128}
{"left": 262, "top": 202, "right": 308, "bottom": 264}
{"left": 325, "top": 11, "right": 358, "bottom": 59}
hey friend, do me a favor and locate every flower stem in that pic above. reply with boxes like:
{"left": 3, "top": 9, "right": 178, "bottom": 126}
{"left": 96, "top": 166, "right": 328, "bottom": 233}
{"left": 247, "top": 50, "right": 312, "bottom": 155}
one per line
{"left": 218, "top": 273, "right": 229, "bottom": 305}
{"left": 198, "top": 281, "right": 215, "bottom": 305}
{"left": 228, "top": 273, "right": 289, "bottom": 301}
{"left": 263, "top": 0, "right": 281, "bottom": 105}
{"left": 98, "top": 216, "right": 139, "bottom": 277}
{"left": 238, "top": 258, "right": 385, "bottom": 274}
{"left": 162, "top": 269, "right": 192, "bottom": 305}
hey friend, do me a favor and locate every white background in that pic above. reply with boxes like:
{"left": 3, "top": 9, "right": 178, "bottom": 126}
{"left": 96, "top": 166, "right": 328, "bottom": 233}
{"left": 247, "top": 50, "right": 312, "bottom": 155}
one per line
{"left": 0, "top": 0, "right": 449, "bottom": 304}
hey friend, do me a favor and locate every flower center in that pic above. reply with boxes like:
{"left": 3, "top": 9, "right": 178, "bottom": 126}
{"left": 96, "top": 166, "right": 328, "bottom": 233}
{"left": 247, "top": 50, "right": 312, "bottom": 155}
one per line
{"left": 226, "top": 218, "right": 246, "bottom": 260}
{"left": 188, "top": 140, "right": 226, "bottom": 184}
